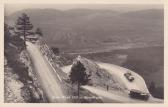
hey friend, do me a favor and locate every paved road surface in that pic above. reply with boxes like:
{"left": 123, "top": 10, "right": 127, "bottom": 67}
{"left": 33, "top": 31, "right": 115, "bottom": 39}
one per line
{"left": 27, "top": 42, "right": 163, "bottom": 103}
{"left": 96, "top": 62, "right": 149, "bottom": 93}
{"left": 82, "top": 86, "right": 163, "bottom": 103}
{"left": 27, "top": 42, "right": 66, "bottom": 103}
{"left": 61, "top": 62, "right": 163, "bottom": 103}
{"left": 61, "top": 63, "right": 148, "bottom": 93}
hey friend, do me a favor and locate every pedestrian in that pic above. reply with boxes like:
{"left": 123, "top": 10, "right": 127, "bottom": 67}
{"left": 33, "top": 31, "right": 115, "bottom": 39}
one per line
{"left": 107, "top": 85, "right": 109, "bottom": 91}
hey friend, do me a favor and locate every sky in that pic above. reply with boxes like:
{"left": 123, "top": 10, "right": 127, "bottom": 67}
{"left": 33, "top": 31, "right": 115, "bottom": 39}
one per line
{"left": 5, "top": 0, "right": 164, "bottom": 15}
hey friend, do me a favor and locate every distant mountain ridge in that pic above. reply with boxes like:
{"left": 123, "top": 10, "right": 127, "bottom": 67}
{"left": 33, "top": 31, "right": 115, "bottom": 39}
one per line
{"left": 122, "top": 9, "right": 164, "bottom": 19}
{"left": 5, "top": 8, "right": 164, "bottom": 52}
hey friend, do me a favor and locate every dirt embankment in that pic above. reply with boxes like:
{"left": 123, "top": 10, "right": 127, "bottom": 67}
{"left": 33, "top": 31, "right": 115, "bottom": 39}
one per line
{"left": 5, "top": 47, "right": 46, "bottom": 103}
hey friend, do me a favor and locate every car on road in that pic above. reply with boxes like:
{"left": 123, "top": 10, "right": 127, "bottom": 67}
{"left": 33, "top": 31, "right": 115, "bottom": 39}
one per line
{"left": 124, "top": 72, "right": 134, "bottom": 82}
{"left": 129, "top": 89, "right": 149, "bottom": 100}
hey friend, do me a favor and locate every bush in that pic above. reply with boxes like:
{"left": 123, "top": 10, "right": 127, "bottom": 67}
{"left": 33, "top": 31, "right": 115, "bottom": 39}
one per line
{"left": 8, "top": 60, "right": 32, "bottom": 83}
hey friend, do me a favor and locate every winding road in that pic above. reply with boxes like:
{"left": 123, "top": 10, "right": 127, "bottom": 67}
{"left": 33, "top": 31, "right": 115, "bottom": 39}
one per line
{"left": 26, "top": 41, "right": 163, "bottom": 103}
{"left": 61, "top": 62, "right": 163, "bottom": 103}
{"left": 96, "top": 62, "right": 149, "bottom": 93}
{"left": 26, "top": 42, "right": 66, "bottom": 103}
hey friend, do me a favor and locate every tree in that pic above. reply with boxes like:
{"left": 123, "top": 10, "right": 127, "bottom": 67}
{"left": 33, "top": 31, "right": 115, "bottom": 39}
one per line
{"left": 35, "top": 28, "right": 43, "bottom": 37}
{"left": 15, "top": 13, "right": 33, "bottom": 48}
{"left": 69, "top": 61, "right": 91, "bottom": 98}
{"left": 4, "top": 23, "right": 25, "bottom": 52}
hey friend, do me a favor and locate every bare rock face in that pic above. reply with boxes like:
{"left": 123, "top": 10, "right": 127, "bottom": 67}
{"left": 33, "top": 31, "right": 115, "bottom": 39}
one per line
{"left": 72, "top": 56, "right": 125, "bottom": 91}
{"left": 72, "top": 55, "right": 99, "bottom": 75}
{"left": 5, "top": 49, "right": 45, "bottom": 103}
{"left": 4, "top": 65, "right": 25, "bottom": 103}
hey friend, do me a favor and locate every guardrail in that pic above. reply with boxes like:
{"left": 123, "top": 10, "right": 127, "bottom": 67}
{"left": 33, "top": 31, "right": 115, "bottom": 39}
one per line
{"left": 37, "top": 40, "right": 63, "bottom": 82}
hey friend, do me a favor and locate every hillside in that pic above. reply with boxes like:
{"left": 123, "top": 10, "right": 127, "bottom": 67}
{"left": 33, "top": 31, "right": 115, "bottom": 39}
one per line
{"left": 62, "top": 56, "right": 126, "bottom": 92}
{"left": 68, "top": 46, "right": 164, "bottom": 99}
{"left": 4, "top": 6, "right": 164, "bottom": 102}
{"left": 5, "top": 8, "right": 163, "bottom": 52}
{"left": 4, "top": 24, "right": 45, "bottom": 103}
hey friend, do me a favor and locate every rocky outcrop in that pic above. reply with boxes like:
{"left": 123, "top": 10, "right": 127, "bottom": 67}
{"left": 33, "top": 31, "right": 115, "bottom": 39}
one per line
{"left": 4, "top": 47, "right": 46, "bottom": 103}
{"left": 72, "top": 56, "right": 125, "bottom": 91}
{"left": 4, "top": 61, "right": 25, "bottom": 103}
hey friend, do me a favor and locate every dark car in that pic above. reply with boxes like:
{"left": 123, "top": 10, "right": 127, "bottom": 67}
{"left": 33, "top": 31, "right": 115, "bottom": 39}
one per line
{"left": 129, "top": 89, "right": 150, "bottom": 100}
{"left": 124, "top": 72, "right": 134, "bottom": 82}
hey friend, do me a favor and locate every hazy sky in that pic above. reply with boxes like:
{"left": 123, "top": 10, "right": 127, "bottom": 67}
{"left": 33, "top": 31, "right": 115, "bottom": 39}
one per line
{"left": 5, "top": 0, "right": 164, "bottom": 15}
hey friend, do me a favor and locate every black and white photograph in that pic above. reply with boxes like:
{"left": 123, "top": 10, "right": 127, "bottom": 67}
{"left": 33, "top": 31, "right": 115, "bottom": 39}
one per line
{"left": 4, "top": 1, "right": 164, "bottom": 103}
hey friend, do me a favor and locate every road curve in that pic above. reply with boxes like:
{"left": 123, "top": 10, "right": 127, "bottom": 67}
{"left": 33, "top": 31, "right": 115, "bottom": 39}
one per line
{"left": 26, "top": 42, "right": 66, "bottom": 103}
{"left": 96, "top": 62, "right": 149, "bottom": 93}
{"left": 61, "top": 63, "right": 163, "bottom": 103}
{"left": 82, "top": 86, "right": 145, "bottom": 103}
{"left": 82, "top": 86, "right": 163, "bottom": 103}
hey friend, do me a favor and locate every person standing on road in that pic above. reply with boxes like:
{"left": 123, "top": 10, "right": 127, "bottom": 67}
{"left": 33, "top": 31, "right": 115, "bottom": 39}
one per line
{"left": 106, "top": 75, "right": 110, "bottom": 91}
{"left": 107, "top": 85, "right": 109, "bottom": 91}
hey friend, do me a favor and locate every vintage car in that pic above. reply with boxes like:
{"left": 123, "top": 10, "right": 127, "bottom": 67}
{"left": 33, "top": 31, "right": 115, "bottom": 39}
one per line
{"left": 129, "top": 89, "right": 150, "bottom": 100}
{"left": 124, "top": 72, "right": 134, "bottom": 82}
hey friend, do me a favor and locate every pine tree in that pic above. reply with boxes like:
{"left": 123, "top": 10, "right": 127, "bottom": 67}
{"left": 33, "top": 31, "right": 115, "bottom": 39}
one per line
{"left": 35, "top": 28, "right": 43, "bottom": 37}
{"left": 69, "top": 61, "right": 91, "bottom": 98}
{"left": 15, "top": 13, "right": 33, "bottom": 48}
